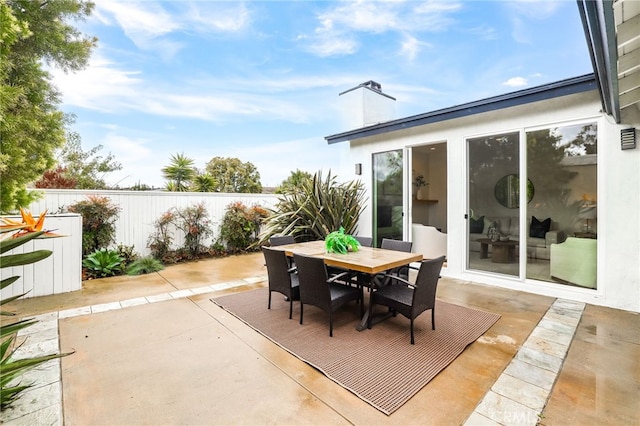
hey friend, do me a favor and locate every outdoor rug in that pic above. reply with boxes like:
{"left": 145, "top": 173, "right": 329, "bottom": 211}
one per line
{"left": 212, "top": 288, "right": 500, "bottom": 415}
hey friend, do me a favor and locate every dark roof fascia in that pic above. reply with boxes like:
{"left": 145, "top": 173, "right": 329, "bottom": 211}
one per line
{"left": 325, "top": 74, "right": 597, "bottom": 144}
{"left": 576, "top": 0, "right": 620, "bottom": 123}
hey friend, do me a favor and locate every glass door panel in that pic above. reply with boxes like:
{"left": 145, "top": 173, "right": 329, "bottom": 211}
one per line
{"left": 373, "top": 150, "right": 404, "bottom": 247}
{"left": 467, "top": 132, "right": 520, "bottom": 277}
{"left": 526, "top": 123, "right": 597, "bottom": 289}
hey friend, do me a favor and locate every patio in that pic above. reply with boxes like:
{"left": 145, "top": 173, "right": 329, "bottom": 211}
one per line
{"left": 2, "top": 252, "right": 638, "bottom": 425}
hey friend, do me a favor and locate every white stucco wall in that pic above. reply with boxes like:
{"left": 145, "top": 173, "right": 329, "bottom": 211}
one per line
{"left": 338, "top": 90, "right": 640, "bottom": 313}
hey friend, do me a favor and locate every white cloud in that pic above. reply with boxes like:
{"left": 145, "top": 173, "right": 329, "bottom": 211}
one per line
{"left": 505, "top": 0, "right": 562, "bottom": 44}
{"left": 181, "top": 2, "right": 252, "bottom": 33}
{"left": 300, "top": 0, "right": 462, "bottom": 57}
{"left": 51, "top": 48, "right": 371, "bottom": 125}
{"left": 399, "top": 34, "right": 431, "bottom": 61}
{"left": 96, "top": 0, "right": 180, "bottom": 41}
{"left": 93, "top": 0, "right": 252, "bottom": 56}
{"left": 503, "top": 76, "right": 528, "bottom": 87}
{"left": 49, "top": 54, "right": 143, "bottom": 112}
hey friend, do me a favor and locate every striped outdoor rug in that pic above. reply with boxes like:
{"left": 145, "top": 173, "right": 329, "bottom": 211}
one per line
{"left": 212, "top": 288, "right": 500, "bottom": 415}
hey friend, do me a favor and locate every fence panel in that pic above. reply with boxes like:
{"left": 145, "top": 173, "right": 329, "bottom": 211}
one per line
{"left": 26, "top": 189, "right": 280, "bottom": 257}
{"left": 0, "top": 214, "right": 82, "bottom": 299}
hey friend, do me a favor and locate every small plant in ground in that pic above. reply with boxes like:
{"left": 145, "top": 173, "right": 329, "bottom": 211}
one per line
{"left": 116, "top": 244, "right": 138, "bottom": 269}
{"left": 82, "top": 248, "right": 124, "bottom": 279}
{"left": 174, "top": 203, "right": 212, "bottom": 258}
{"left": 67, "top": 195, "right": 120, "bottom": 256}
{"left": 218, "top": 202, "right": 269, "bottom": 253}
{"left": 325, "top": 227, "right": 360, "bottom": 254}
{"left": 126, "top": 256, "right": 164, "bottom": 275}
{"left": 148, "top": 210, "right": 176, "bottom": 261}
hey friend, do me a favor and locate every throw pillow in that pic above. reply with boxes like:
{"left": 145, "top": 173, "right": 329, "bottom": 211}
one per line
{"left": 470, "top": 216, "right": 484, "bottom": 233}
{"left": 530, "top": 216, "right": 551, "bottom": 238}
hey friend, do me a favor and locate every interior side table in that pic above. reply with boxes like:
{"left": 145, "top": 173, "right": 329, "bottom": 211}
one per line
{"left": 477, "top": 238, "right": 518, "bottom": 263}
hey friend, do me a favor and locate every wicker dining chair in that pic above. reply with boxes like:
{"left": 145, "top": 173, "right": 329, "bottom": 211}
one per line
{"left": 367, "top": 256, "right": 445, "bottom": 344}
{"left": 293, "top": 253, "right": 363, "bottom": 337}
{"left": 262, "top": 246, "right": 300, "bottom": 319}
{"left": 269, "top": 235, "right": 295, "bottom": 246}
{"left": 373, "top": 238, "right": 414, "bottom": 287}
{"left": 354, "top": 236, "right": 373, "bottom": 247}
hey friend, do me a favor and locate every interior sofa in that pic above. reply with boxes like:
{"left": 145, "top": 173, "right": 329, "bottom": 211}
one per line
{"left": 469, "top": 216, "right": 566, "bottom": 260}
{"left": 550, "top": 237, "right": 597, "bottom": 288}
{"left": 412, "top": 223, "right": 447, "bottom": 260}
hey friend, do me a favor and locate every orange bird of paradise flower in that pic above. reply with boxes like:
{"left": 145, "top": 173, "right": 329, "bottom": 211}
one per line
{"left": 0, "top": 208, "right": 63, "bottom": 238}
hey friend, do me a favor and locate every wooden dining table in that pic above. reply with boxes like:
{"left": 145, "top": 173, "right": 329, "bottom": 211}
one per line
{"left": 270, "top": 240, "right": 423, "bottom": 330}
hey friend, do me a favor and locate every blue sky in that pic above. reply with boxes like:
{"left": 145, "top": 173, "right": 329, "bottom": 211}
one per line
{"left": 50, "top": 0, "right": 593, "bottom": 189}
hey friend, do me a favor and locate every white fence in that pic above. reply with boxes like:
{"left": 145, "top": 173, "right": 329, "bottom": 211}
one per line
{"left": 1, "top": 214, "right": 82, "bottom": 299}
{"left": 26, "top": 189, "right": 281, "bottom": 257}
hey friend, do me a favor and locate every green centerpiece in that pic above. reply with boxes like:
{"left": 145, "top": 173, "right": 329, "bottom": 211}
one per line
{"left": 325, "top": 227, "right": 360, "bottom": 254}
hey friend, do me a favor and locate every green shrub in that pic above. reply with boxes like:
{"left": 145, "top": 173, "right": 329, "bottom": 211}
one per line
{"left": 174, "top": 203, "right": 212, "bottom": 258}
{"left": 147, "top": 210, "right": 176, "bottom": 261}
{"left": 82, "top": 248, "right": 124, "bottom": 279}
{"left": 257, "top": 170, "right": 366, "bottom": 245}
{"left": 126, "top": 256, "right": 164, "bottom": 275}
{"left": 68, "top": 195, "right": 120, "bottom": 256}
{"left": 219, "top": 201, "right": 269, "bottom": 253}
{"left": 116, "top": 244, "right": 138, "bottom": 268}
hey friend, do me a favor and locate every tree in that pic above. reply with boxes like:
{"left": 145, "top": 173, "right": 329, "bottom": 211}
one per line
{"left": 205, "top": 156, "right": 262, "bottom": 193}
{"left": 36, "top": 130, "right": 122, "bottom": 189}
{"left": 275, "top": 169, "right": 313, "bottom": 194}
{"left": 567, "top": 124, "right": 597, "bottom": 155}
{"left": 162, "top": 153, "right": 196, "bottom": 192}
{"left": 0, "top": 0, "right": 97, "bottom": 213}
{"left": 192, "top": 172, "right": 217, "bottom": 192}
{"left": 34, "top": 166, "right": 77, "bottom": 189}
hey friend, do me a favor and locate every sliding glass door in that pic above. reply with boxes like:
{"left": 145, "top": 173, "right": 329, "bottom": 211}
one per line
{"left": 466, "top": 122, "right": 598, "bottom": 289}
{"left": 526, "top": 122, "right": 597, "bottom": 288}
{"left": 373, "top": 150, "right": 404, "bottom": 247}
{"left": 467, "top": 132, "right": 520, "bottom": 277}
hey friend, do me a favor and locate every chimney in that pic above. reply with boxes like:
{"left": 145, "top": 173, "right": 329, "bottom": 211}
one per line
{"left": 339, "top": 80, "right": 396, "bottom": 130}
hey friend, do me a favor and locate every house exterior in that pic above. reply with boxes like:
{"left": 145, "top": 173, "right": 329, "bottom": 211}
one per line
{"left": 325, "top": 0, "right": 640, "bottom": 313}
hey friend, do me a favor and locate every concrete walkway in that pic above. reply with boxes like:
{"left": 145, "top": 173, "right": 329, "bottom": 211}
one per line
{"left": 1, "top": 253, "right": 638, "bottom": 425}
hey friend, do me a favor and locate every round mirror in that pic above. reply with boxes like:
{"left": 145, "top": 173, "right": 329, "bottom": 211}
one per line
{"left": 494, "top": 174, "right": 534, "bottom": 208}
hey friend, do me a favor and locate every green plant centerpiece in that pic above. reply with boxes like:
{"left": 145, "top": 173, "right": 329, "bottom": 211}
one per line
{"left": 325, "top": 227, "right": 360, "bottom": 254}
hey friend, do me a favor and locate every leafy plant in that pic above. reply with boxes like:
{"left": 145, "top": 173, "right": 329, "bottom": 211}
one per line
{"left": 0, "top": 210, "right": 70, "bottom": 411}
{"left": 82, "top": 248, "right": 124, "bottom": 279}
{"left": 147, "top": 210, "right": 176, "bottom": 261}
{"left": 162, "top": 153, "right": 196, "bottom": 192}
{"left": 126, "top": 256, "right": 164, "bottom": 275}
{"left": 218, "top": 202, "right": 269, "bottom": 253}
{"left": 256, "top": 170, "right": 366, "bottom": 245}
{"left": 116, "top": 244, "right": 138, "bottom": 268}
{"left": 325, "top": 227, "right": 360, "bottom": 254}
{"left": 174, "top": 203, "right": 212, "bottom": 258}
{"left": 67, "top": 195, "right": 120, "bottom": 256}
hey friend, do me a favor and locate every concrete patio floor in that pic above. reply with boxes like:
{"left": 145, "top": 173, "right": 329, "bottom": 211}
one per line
{"left": 2, "top": 252, "right": 638, "bottom": 425}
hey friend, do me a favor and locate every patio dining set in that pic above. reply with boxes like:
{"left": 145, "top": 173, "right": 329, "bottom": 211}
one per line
{"left": 262, "top": 237, "right": 445, "bottom": 344}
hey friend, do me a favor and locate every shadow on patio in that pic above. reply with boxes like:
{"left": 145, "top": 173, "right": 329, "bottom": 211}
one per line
{"left": 2, "top": 252, "right": 638, "bottom": 425}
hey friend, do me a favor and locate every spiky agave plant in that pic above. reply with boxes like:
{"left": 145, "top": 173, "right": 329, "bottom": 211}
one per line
{"left": 256, "top": 170, "right": 366, "bottom": 246}
{"left": 0, "top": 210, "right": 71, "bottom": 411}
